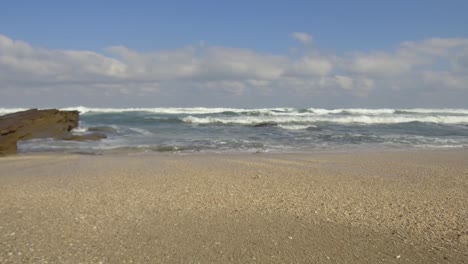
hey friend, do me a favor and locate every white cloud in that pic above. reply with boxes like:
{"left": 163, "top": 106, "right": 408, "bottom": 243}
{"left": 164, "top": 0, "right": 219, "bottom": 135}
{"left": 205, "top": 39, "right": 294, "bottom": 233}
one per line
{"left": 201, "top": 80, "right": 246, "bottom": 95}
{"left": 1, "top": 33, "right": 468, "bottom": 107}
{"left": 200, "top": 47, "right": 286, "bottom": 80}
{"left": 400, "top": 38, "right": 468, "bottom": 57}
{"left": 287, "top": 56, "right": 333, "bottom": 76}
{"left": 0, "top": 36, "right": 128, "bottom": 85}
{"left": 334, "top": 75, "right": 354, "bottom": 90}
{"left": 291, "top": 32, "right": 313, "bottom": 44}
{"left": 422, "top": 71, "right": 467, "bottom": 89}
{"left": 347, "top": 52, "right": 414, "bottom": 77}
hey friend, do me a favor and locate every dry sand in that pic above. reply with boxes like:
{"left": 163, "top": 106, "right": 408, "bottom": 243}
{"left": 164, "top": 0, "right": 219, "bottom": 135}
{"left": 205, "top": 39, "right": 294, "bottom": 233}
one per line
{"left": 0, "top": 150, "right": 467, "bottom": 263}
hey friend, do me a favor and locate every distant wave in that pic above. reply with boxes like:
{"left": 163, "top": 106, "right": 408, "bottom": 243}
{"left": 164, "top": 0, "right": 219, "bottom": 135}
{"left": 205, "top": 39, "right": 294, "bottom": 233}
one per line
{"left": 2, "top": 106, "right": 468, "bottom": 125}
{"left": 60, "top": 106, "right": 468, "bottom": 116}
{"left": 305, "top": 108, "right": 396, "bottom": 115}
{"left": 305, "top": 108, "right": 468, "bottom": 115}
{"left": 394, "top": 109, "right": 468, "bottom": 115}
{"left": 182, "top": 115, "right": 468, "bottom": 125}
{"left": 278, "top": 124, "right": 318, "bottom": 130}
{"left": 60, "top": 106, "right": 294, "bottom": 115}
{"left": 2, "top": 106, "right": 468, "bottom": 117}
{"left": 0, "top": 108, "right": 28, "bottom": 115}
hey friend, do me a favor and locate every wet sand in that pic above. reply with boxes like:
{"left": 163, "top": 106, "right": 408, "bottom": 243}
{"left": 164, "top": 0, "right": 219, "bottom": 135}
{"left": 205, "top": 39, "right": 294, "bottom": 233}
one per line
{"left": 1, "top": 150, "right": 467, "bottom": 263}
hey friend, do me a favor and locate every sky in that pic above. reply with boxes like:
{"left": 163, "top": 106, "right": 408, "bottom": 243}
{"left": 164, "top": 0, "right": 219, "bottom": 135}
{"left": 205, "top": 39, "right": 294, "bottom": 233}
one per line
{"left": 1, "top": 0, "right": 468, "bottom": 108}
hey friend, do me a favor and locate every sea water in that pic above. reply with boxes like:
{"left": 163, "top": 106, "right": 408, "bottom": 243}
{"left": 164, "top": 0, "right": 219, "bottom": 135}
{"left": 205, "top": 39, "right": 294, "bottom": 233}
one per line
{"left": 1, "top": 107, "right": 468, "bottom": 154}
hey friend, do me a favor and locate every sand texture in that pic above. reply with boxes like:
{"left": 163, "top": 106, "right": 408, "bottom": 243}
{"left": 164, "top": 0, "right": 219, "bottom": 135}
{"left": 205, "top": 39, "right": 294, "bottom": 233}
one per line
{"left": 1, "top": 150, "right": 467, "bottom": 263}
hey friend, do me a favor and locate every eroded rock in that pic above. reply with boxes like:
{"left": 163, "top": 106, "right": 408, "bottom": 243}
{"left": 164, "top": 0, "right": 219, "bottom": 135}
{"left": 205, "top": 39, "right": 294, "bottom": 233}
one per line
{"left": 0, "top": 109, "right": 79, "bottom": 155}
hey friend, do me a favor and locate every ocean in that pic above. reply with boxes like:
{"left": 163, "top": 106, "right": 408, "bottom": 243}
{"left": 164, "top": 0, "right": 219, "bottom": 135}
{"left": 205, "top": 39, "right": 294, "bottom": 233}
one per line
{"left": 2, "top": 107, "right": 468, "bottom": 154}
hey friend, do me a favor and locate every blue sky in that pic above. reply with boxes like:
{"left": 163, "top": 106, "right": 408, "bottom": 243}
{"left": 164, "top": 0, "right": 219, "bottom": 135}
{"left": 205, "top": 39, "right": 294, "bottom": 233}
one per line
{"left": 1, "top": 1, "right": 468, "bottom": 107}
{"left": 3, "top": 0, "right": 468, "bottom": 52}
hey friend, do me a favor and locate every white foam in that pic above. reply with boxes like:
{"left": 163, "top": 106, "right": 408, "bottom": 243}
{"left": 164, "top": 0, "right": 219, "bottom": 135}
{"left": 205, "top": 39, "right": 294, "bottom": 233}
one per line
{"left": 0, "top": 108, "right": 28, "bottom": 116}
{"left": 278, "top": 124, "right": 317, "bottom": 130}
{"left": 56, "top": 106, "right": 468, "bottom": 117}
{"left": 399, "top": 108, "right": 468, "bottom": 115}
{"left": 182, "top": 114, "right": 468, "bottom": 125}
{"left": 128, "top": 127, "right": 153, "bottom": 135}
{"left": 71, "top": 127, "right": 88, "bottom": 133}
{"left": 60, "top": 106, "right": 295, "bottom": 115}
{"left": 182, "top": 115, "right": 267, "bottom": 124}
{"left": 415, "top": 144, "right": 467, "bottom": 149}
{"left": 2, "top": 107, "right": 468, "bottom": 124}
{"left": 307, "top": 108, "right": 468, "bottom": 116}
{"left": 308, "top": 108, "right": 396, "bottom": 115}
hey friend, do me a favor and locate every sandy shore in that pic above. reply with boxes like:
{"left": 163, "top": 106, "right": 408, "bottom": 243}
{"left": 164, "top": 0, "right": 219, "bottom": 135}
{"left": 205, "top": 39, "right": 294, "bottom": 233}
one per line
{"left": 1, "top": 150, "right": 467, "bottom": 263}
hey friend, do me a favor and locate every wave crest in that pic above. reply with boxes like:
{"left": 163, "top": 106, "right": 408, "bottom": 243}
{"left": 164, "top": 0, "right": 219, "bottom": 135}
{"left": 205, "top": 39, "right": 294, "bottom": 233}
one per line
{"left": 182, "top": 115, "right": 468, "bottom": 125}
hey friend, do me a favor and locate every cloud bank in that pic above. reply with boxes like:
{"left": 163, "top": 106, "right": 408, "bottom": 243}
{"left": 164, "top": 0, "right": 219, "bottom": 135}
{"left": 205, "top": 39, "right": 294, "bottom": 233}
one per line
{"left": 1, "top": 34, "right": 468, "bottom": 107}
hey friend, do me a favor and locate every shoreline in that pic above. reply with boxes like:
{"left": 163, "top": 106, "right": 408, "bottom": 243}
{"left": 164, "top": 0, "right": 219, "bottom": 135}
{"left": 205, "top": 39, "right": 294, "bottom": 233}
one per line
{"left": 11, "top": 144, "right": 468, "bottom": 158}
{"left": 1, "top": 149, "right": 467, "bottom": 263}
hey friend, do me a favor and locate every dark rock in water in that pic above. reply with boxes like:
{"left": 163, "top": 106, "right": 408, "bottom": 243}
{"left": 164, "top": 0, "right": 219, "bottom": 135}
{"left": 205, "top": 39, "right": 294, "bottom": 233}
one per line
{"left": 252, "top": 122, "right": 278, "bottom": 128}
{"left": 61, "top": 132, "right": 107, "bottom": 141}
{"left": 87, "top": 126, "right": 118, "bottom": 134}
{"left": 0, "top": 109, "right": 79, "bottom": 155}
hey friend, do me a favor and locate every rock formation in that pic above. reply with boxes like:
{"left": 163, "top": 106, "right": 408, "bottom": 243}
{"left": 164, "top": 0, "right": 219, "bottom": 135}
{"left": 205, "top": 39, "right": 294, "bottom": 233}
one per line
{"left": 0, "top": 109, "right": 81, "bottom": 154}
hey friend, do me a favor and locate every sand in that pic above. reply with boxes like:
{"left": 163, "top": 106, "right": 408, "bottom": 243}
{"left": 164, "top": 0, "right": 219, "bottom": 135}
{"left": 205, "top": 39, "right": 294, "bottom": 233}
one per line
{"left": 0, "top": 150, "right": 467, "bottom": 263}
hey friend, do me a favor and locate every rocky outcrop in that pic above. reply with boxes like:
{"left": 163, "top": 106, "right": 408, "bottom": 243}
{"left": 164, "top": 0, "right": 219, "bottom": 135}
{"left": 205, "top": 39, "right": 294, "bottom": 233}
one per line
{"left": 0, "top": 109, "right": 80, "bottom": 155}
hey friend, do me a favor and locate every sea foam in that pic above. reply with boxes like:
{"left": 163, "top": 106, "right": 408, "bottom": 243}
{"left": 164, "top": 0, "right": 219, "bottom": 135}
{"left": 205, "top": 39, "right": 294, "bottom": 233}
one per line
{"left": 182, "top": 114, "right": 468, "bottom": 125}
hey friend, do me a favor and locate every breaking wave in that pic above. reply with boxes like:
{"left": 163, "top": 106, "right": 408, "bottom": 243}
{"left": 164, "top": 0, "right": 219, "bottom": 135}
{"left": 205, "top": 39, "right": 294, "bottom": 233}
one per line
{"left": 182, "top": 114, "right": 468, "bottom": 125}
{"left": 54, "top": 106, "right": 468, "bottom": 116}
{"left": 60, "top": 106, "right": 294, "bottom": 115}
{"left": 0, "top": 108, "right": 28, "bottom": 115}
{"left": 3, "top": 106, "right": 468, "bottom": 117}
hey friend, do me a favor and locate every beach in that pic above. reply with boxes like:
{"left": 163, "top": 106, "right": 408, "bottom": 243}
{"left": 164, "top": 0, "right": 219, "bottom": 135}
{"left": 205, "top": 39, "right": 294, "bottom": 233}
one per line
{"left": 1, "top": 150, "right": 467, "bottom": 263}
